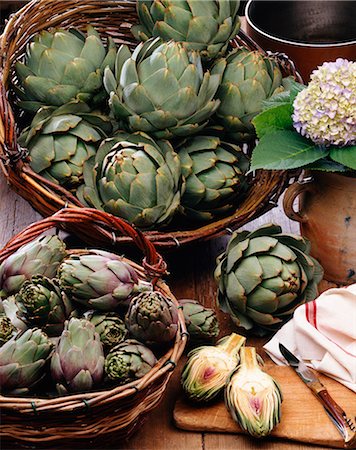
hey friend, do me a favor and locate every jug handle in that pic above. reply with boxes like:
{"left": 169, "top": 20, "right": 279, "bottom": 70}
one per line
{"left": 283, "top": 180, "right": 316, "bottom": 223}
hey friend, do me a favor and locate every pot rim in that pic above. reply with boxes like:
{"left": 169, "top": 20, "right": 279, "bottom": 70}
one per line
{"left": 245, "top": 0, "right": 356, "bottom": 48}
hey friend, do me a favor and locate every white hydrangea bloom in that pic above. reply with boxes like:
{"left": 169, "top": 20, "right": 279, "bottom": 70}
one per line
{"left": 292, "top": 59, "right": 356, "bottom": 147}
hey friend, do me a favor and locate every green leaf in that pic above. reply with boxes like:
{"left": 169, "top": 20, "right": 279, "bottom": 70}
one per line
{"left": 329, "top": 146, "right": 356, "bottom": 170}
{"left": 261, "top": 78, "right": 305, "bottom": 110}
{"left": 290, "top": 80, "right": 306, "bottom": 101}
{"left": 252, "top": 103, "right": 293, "bottom": 138}
{"left": 250, "top": 130, "right": 328, "bottom": 171}
{"left": 261, "top": 91, "right": 290, "bottom": 110}
{"left": 305, "top": 158, "right": 349, "bottom": 172}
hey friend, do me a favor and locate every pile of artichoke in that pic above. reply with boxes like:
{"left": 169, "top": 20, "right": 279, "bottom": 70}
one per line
{"left": 14, "top": 0, "right": 292, "bottom": 229}
{"left": 0, "top": 235, "right": 216, "bottom": 396}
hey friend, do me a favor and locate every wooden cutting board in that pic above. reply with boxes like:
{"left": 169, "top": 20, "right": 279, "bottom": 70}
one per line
{"left": 174, "top": 366, "right": 356, "bottom": 448}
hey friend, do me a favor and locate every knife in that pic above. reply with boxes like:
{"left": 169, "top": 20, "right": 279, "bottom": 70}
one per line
{"left": 279, "top": 343, "right": 356, "bottom": 448}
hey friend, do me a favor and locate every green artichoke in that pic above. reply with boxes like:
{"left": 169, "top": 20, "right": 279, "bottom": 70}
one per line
{"left": 0, "top": 314, "right": 16, "bottom": 346}
{"left": 51, "top": 318, "right": 104, "bottom": 393}
{"left": 58, "top": 250, "right": 152, "bottom": 311}
{"left": 15, "top": 26, "right": 116, "bottom": 113}
{"left": 178, "top": 299, "right": 219, "bottom": 344}
{"left": 181, "top": 333, "right": 246, "bottom": 402}
{"left": 212, "top": 48, "right": 285, "bottom": 141}
{"left": 77, "top": 131, "right": 183, "bottom": 228}
{"left": 215, "top": 223, "right": 324, "bottom": 335}
{"left": 0, "top": 296, "right": 27, "bottom": 331}
{"left": 19, "top": 102, "right": 112, "bottom": 190}
{"left": 103, "top": 37, "right": 225, "bottom": 138}
{"left": 104, "top": 339, "right": 157, "bottom": 385}
{"left": 178, "top": 135, "right": 249, "bottom": 221}
{"left": 125, "top": 291, "right": 179, "bottom": 344}
{"left": 16, "top": 276, "right": 74, "bottom": 336}
{"left": 0, "top": 328, "right": 53, "bottom": 394}
{"left": 132, "top": 0, "right": 240, "bottom": 61}
{"left": 85, "top": 311, "right": 128, "bottom": 350}
{"left": 0, "top": 235, "right": 67, "bottom": 298}
{"left": 225, "top": 347, "right": 282, "bottom": 437}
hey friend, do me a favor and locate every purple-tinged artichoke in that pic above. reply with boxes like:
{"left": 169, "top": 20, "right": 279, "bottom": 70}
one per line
{"left": 0, "top": 328, "right": 53, "bottom": 394}
{"left": 125, "top": 291, "right": 179, "bottom": 344}
{"left": 51, "top": 318, "right": 104, "bottom": 394}
{"left": 225, "top": 346, "right": 282, "bottom": 437}
{"left": 293, "top": 59, "right": 356, "bottom": 147}
{"left": 16, "top": 276, "right": 74, "bottom": 336}
{"left": 0, "top": 314, "right": 16, "bottom": 346}
{"left": 0, "top": 235, "right": 66, "bottom": 298}
{"left": 181, "top": 333, "right": 246, "bottom": 402}
{"left": 85, "top": 311, "right": 128, "bottom": 351}
{"left": 104, "top": 339, "right": 157, "bottom": 385}
{"left": 179, "top": 299, "right": 219, "bottom": 344}
{"left": 58, "top": 250, "right": 152, "bottom": 311}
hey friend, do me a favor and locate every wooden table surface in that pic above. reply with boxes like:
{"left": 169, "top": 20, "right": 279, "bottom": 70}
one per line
{"left": 0, "top": 173, "right": 333, "bottom": 450}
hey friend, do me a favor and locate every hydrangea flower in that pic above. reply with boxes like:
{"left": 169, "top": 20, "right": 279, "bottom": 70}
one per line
{"left": 292, "top": 58, "right": 356, "bottom": 147}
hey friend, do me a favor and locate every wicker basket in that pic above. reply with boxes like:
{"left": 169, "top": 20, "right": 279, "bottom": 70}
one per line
{"left": 0, "top": 207, "right": 187, "bottom": 447}
{"left": 0, "top": 0, "right": 301, "bottom": 249}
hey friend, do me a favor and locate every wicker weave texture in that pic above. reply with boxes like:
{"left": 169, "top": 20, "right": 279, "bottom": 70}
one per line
{"left": 0, "top": 207, "right": 187, "bottom": 444}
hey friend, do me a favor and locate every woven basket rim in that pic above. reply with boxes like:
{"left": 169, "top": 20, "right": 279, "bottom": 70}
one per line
{"left": 0, "top": 0, "right": 302, "bottom": 250}
{"left": 0, "top": 207, "right": 187, "bottom": 416}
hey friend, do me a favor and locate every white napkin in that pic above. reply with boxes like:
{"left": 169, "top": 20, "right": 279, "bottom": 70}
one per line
{"left": 264, "top": 284, "right": 356, "bottom": 392}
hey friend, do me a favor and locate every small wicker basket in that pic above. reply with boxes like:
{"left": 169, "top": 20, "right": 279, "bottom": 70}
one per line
{"left": 0, "top": 0, "right": 301, "bottom": 249}
{"left": 0, "top": 207, "right": 187, "bottom": 447}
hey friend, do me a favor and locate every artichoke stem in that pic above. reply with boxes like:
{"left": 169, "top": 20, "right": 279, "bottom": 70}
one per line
{"left": 218, "top": 333, "right": 246, "bottom": 355}
{"left": 240, "top": 347, "right": 259, "bottom": 369}
{"left": 134, "top": 279, "right": 153, "bottom": 294}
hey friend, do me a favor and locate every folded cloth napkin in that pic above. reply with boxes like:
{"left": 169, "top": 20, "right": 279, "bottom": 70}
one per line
{"left": 264, "top": 284, "right": 356, "bottom": 392}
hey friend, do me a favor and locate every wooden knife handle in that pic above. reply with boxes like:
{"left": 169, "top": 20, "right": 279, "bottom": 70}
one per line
{"left": 316, "top": 389, "right": 346, "bottom": 420}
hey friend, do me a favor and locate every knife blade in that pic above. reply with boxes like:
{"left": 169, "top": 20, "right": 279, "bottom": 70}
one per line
{"left": 279, "top": 343, "right": 356, "bottom": 448}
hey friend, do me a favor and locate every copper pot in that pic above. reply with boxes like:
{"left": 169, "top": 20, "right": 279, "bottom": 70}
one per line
{"left": 283, "top": 173, "right": 356, "bottom": 285}
{"left": 245, "top": 0, "right": 356, "bottom": 82}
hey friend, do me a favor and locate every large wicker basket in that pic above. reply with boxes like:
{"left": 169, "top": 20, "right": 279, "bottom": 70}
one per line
{"left": 0, "top": 0, "right": 301, "bottom": 249}
{"left": 0, "top": 207, "right": 187, "bottom": 447}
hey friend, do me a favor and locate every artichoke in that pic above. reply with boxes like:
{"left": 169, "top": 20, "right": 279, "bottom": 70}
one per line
{"left": 0, "top": 328, "right": 53, "bottom": 394}
{"left": 181, "top": 333, "right": 246, "bottom": 402}
{"left": 0, "top": 235, "right": 67, "bottom": 298}
{"left": 125, "top": 291, "right": 179, "bottom": 344}
{"left": 51, "top": 318, "right": 104, "bottom": 393}
{"left": 15, "top": 26, "right": 116, "bottom": 113}
{"left": 225, "top": 346, "right": 282, "bottom": 437}
{"left": 178, "top": 135, "right": 249, "bottom": 221}
{"left": 132, "top": 0, "right": 240, "bottom": 61}
{"left": 103, "top": 37, "right": 225, "bottom": 138}
{"left": 0, "top": 296, "right": 27, "bottom": 331}
{"left": 178, "top": 299, "right": 219, "bottom": 344}
{"left": 19, "top": 102, "right": 112, "bottom": 190}
{"left": 15, "top": 276, "right": 74, "bottom": 336}
{"left": 0, "top": 314, "right": 16, "bottom": 346}
{"left": 77, "top": 131, "right": 183, "bottom": 228}
{"left": 215, "top": 223, "right": 324, "bottom": 335}
{"left": 104, "top": 339, "right": 157, "bottom": 385}
{"left": 85, "top": 311, "right": 128, "bottom": 351}
{"left": 58, "top": 250, "right": 152, "bottom": 311}
{"left": 212, "top": 47, "right": 284, "bottom": 141}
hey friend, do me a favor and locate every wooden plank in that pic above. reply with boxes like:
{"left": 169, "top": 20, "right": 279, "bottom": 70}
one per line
{"left": 204, "top": 434, "right": 331, "bottom": 450}
{"left": 174, "top": 366, "right": 356, "bottom": 448}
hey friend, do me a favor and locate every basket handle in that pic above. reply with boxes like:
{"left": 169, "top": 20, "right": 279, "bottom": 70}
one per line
{"left": 0, "top": 207, "right": 167, "bottom": 280}
{"left": 283, "top": 179, "right": 316, "bottom": 223}
{"left": 0, "top": 78, "right": 24, "bottom": 164}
